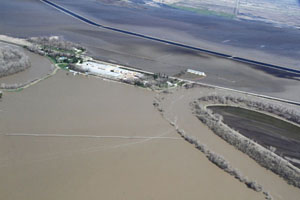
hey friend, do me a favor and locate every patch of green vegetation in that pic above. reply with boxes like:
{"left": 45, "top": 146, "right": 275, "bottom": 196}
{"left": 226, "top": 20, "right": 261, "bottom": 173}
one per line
{"left": 169, "top": 4, "right": 235, "bottom": 19}
{"left": 133, "top": 80, "right": 146, "bottom": 88}
{"left": 68, "top": 56, "right": 81, "bottom": 64}
{"left": 6, "top": 87, "right": 23, "bottom": 92}
{"left": 15, "top": 87, "right": 24, "bottom": 92}
{"left": 47, "top": 56, "right": 57, "bottom": 64}
{"left": 177, "top": 81, "right": 186, "bottom": 86}
{"left": 56, "top": 56, "right": 83, "bottom": 64}
{"left": 58, "top": 63, "right": 69, "bottom": 70}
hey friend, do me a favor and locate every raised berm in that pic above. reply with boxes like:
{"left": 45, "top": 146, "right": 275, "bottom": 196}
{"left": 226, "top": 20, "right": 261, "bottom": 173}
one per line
{"left": 209, "top": 105, "right": 300, "bottom": 168}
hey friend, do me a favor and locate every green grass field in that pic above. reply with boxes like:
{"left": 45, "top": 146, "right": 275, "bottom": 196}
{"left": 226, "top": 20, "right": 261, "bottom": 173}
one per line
{"left": 169, "top": 4, "right": 235, "bottom": 19}
{"left": 57, "top": 63, "right": 69, "bottom": 70}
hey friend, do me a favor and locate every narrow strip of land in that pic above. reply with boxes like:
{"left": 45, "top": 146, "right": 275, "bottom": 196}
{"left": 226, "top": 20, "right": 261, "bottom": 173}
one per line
{"left": 4, "top": 133, "right": 180, "bottom": 140}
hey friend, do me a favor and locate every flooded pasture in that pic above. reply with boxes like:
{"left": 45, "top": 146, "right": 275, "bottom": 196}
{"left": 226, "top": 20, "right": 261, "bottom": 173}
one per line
{"left": 0, "top": 0, "right": 300, "bottom": 101}
{"left": 0, "top": 71, "right": 264, "bottom": 200}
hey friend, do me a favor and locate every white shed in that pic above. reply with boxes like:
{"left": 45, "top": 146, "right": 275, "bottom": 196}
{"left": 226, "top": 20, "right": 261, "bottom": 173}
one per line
{"left": 187, "top": 69, "right": 206, "bottom": 77}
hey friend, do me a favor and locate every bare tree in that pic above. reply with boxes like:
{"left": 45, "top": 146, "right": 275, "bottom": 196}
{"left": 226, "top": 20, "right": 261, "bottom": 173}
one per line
{"left": 192, "top": 98, "right": 300, "bottom": 188}
{"left": 0, "top": 45, "right": 31, "bottom": 78}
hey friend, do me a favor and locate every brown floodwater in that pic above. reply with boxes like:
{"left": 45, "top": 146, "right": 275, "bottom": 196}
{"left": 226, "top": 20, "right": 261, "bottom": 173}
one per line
{"left": 0, "top": 0, "right": 300, "bottom": 101}
{"left": 159, "top": 86, "right": 300, "bottom": 200}
{"left": 0, "top": 71, "right": 263, "bottom": 200}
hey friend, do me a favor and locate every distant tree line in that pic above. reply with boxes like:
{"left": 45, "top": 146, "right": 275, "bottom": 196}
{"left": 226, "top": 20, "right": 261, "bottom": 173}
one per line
{"left": 198, "top": 95, "right": 300, "bottom": 124}
{"left": 27, "top": 36, "right": 84, "bottom": 52}
{"left": 26, "top": 37, "right": 85, "bottom": 63}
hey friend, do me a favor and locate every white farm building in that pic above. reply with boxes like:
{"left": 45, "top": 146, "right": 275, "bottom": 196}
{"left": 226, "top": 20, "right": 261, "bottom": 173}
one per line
{"left": 79, "top": 61, "right": 143, "bottom": 80}
{"left": 187, "top": 69, "right": 206, "bottom": 77}
{"left": 81, "top": 62, "right": 121, "bottom": 78}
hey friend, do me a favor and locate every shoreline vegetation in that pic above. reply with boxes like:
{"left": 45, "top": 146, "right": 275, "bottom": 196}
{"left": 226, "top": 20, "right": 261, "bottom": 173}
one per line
{"left": 153, "top": 95, "right": 272, "bottom": 199}
{"left": 192, "top": 95, "right": 300, "bottom": 188}
{"left": 208, "top": 105, "right": 300, "bottom": 165}
{"left": 0, "top": 43, "right": 31, "bottom": 78}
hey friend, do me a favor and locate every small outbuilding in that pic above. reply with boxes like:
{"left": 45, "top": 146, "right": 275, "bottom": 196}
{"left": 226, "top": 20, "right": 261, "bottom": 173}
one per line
{"left": 187, "top": 69, "right": 206, "bottom": 77}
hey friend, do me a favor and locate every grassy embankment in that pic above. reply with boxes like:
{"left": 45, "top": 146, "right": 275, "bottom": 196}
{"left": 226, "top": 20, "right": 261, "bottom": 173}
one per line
{"left": 209, "top": 106, "right": 300, "bottom": 140}
{"left": 209, "top": 105, "right": 300, "bottom": 169}
{"left": 169, "top": 4, "right": 235, "bottom": 19}
{"left": 194, "top": 95, "right": 300, "bottom": 188}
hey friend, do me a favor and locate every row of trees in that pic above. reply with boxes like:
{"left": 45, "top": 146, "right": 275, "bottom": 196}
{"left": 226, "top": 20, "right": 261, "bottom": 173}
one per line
{"left": 198, "top": 95, "right": 300, "bottom": 124}
{"left": 152, "top": 98, "right": 270, "bottom": 197}
{"left": 0, "top": 45, "right": 31, "bottom": 78}
{"left": 26, "top": 44, "right": 75, "bottom": 58}
{"left": 27, "top": 36, "right": 84, "bottom": 51}
{"left": 192, "top": 100, "right": 300, "bottom": 189}
{"left": 25, "top": 37, "right": 86, "bottom": 67}
{"left": 178, "top": 128, "right": 264, "bottom": 192}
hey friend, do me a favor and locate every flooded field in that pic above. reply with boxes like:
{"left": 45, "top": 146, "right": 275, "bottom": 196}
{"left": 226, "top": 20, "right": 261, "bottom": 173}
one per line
{"left": 209, "top": 106, "right": 300, "bottom": 168}
{"left": 0, "top": 0, "right": 300, "bottom": 101}
{"left": 158, "top": 86, "right": 300, "bottom": 200}
{"left": 0, "top": 71, "right": 264, "bottom": 200}
{"left": 0, "top": 42, "right": 54, "bottom": 86}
